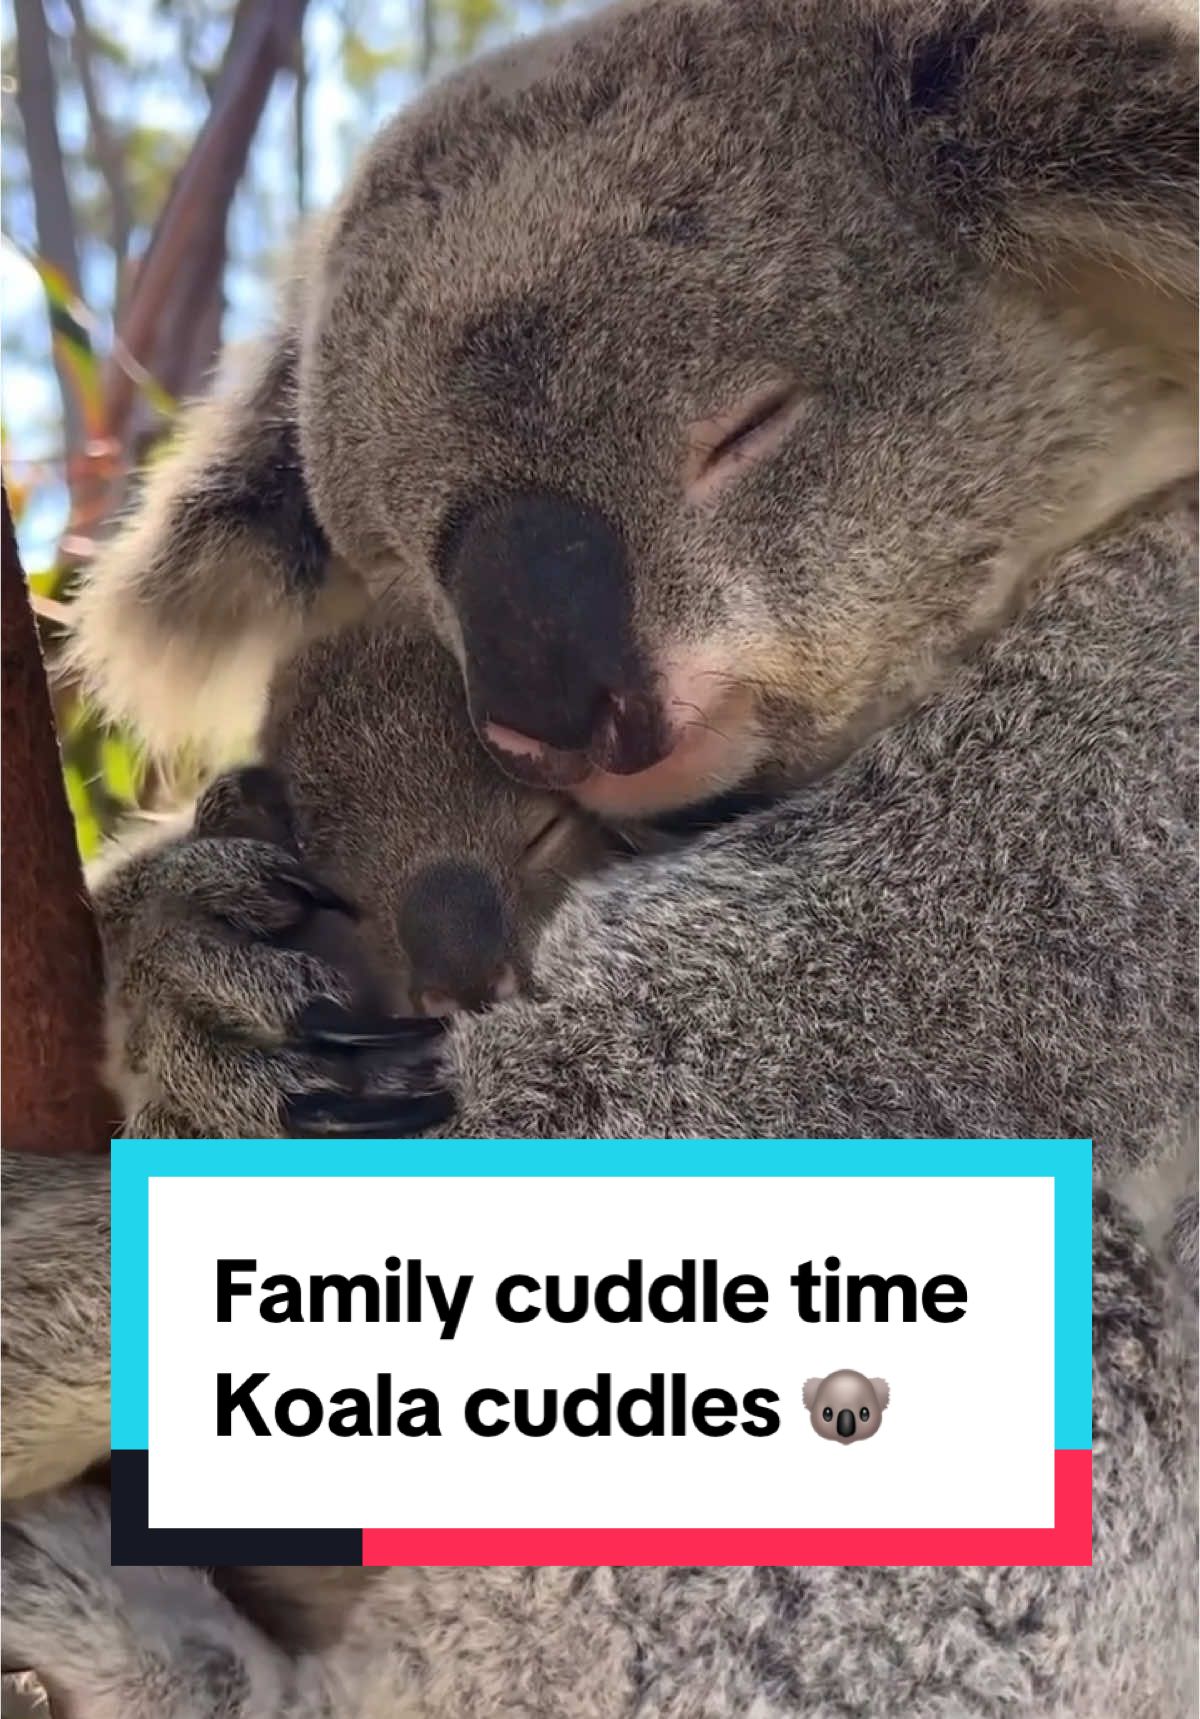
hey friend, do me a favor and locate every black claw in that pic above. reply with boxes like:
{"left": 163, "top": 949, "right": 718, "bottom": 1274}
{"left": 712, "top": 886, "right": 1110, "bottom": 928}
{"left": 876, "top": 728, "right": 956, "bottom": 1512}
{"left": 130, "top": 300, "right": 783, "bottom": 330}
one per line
{"left": 284, "top": 1090, "right": 456, "bottom": 1138}
{"left": 294, "top": 998, "right": 445, "bottom": 1049}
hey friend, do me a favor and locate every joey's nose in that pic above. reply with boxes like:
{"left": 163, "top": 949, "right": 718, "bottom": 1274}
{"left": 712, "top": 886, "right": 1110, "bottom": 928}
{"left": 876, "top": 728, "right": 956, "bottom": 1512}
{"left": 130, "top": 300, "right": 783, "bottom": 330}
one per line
{"left": 836, "top": 1409, "right": 856, "bottom": 1440}
{"left": 399, "top": 860, "right": 518, "bottom": 1018}
{"left": 440, "top": 490, "right": 669, "bottom": 779}
{"left": 418, "top": 962, "right": 518, "bottom": 1019}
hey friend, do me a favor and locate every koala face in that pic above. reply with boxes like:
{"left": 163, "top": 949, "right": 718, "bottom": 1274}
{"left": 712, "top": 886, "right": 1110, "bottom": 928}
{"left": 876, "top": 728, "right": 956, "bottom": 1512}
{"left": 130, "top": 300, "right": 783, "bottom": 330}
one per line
{"left": 803, "top": 1371, "right": 889, "bottom": 1444}
{"left": 82, "top": 0, "right": 1193, "bottom": 804}
{"left": 295, "top": 0, "right": 1193, "bottom": 818}
{"left": 253, "top": 626, "right": 612, "bottom": 1016}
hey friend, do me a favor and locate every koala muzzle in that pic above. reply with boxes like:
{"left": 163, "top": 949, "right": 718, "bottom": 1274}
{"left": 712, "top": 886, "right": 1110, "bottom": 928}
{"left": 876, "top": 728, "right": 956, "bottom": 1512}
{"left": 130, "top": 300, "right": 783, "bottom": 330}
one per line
{"left": 398, "top": 859, "right": 518, "bottom": 1017}
{"left": 836, "top": 1409, "right": 857, "bottom": 1440}
{"left": 441, "top": 490, "right": 670, "bottom": 785}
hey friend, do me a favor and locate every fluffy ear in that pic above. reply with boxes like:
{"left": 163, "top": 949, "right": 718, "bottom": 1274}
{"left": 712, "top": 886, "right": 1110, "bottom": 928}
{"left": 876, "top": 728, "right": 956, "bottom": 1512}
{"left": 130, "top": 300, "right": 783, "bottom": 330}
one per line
{"left": 861, "top": 0, "right": 1197, "bottom": 367}
{"left": 802, "top": 1377, "right": 823, "bottom": 1410}
{"left": 192, "top": 765, "right": 298, "bottom": 849}
{"left": 65, "top": 324, "right": 366, "bottom": 759}
{"left": 871, "top": 1377, "right": 890, "bottom": 1411}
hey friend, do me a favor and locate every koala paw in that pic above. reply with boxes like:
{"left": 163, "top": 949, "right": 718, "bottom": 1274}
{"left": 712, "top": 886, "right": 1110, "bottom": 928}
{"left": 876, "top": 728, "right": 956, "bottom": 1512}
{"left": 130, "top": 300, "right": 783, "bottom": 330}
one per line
{"left": 107, "top": 836, "right": 455, "bottom": 1139}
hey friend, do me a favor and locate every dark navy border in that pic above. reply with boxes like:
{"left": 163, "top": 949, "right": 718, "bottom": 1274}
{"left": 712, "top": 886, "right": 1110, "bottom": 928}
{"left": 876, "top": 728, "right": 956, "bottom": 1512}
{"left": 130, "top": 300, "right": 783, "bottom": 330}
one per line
{"left": 110, "top": 1451, "right": 362, "bottom": 1567}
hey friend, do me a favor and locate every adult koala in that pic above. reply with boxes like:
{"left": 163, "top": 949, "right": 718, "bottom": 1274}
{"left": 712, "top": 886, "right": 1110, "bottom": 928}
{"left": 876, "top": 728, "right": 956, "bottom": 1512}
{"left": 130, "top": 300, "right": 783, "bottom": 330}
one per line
{"left": 2, "top": 0, "right": 1197, "bottom": 1714}
{"left": 62, "top": 0, "right": 1196, "bottom": 1147}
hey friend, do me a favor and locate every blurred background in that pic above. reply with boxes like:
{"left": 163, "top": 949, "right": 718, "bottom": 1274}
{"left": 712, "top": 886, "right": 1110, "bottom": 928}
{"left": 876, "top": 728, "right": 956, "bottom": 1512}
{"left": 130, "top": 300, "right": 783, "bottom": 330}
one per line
{"left": 1, "top": 0, "right": 592, "bottom": 856}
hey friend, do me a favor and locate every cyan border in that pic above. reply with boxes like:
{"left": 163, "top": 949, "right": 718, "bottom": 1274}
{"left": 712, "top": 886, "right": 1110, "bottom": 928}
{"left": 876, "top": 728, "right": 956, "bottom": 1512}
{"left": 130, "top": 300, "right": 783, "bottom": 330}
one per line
{"left": 111, "top": 1137, "right": 1092, "bottom": 1455}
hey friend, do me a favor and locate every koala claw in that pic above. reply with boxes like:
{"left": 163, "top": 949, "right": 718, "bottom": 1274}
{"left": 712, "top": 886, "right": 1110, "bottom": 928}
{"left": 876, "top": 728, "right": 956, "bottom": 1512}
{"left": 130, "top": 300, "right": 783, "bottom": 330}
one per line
{"left": 294, "top": 998, "right": 444, "bottom": 1048}
{"left": 285, "top": 1005, "right": 452, "bottom": 1134}
{"left": 284, "top": 1089, "right": 456, "bottom": 1137}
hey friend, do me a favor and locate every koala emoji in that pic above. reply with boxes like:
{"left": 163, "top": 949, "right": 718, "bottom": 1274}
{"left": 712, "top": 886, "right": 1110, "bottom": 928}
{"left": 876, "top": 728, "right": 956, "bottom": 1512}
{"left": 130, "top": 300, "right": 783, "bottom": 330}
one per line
{"left": 804, "top": 1371, "right": 890, "bottom": 1444}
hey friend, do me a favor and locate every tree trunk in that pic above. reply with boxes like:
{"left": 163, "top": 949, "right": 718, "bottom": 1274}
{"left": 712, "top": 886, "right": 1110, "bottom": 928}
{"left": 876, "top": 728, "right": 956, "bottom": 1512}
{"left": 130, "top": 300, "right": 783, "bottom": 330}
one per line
{"left": 105, "top": 0, "right": 310, "bottom": 442}
{"left": 1, "top": 488, "right": 116, "bottom": 1153}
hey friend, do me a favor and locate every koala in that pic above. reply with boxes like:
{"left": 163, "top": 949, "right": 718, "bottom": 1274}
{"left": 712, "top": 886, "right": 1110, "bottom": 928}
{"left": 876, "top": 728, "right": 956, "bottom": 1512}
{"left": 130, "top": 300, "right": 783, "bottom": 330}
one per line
{"left": 59, "top": 0, "right": 1195, "bottom": 1152}
{"left": 5, "top": 0, "right": 1198, "bottom": 1714}
{"left": 804, "top": 1371, "right": 890, "bottom": 1443}
{"left": 249, "top": 622, "right": 616, "bottom": 1019}
{"left": 97, "top": 621, "right": 616, "bottom": 1138}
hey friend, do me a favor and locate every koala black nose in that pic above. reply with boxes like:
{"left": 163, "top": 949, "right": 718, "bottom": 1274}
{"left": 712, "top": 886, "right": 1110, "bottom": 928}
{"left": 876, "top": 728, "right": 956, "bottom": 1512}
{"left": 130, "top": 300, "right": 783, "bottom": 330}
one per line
{"left": 836, "top": 1409, "right": 856, "bottom": 1440}
{"left": 440, "top": 490, "right": 669, "bottom": 783}
{"left": 398, "top": 860, "right": 517, "bottom": 1016}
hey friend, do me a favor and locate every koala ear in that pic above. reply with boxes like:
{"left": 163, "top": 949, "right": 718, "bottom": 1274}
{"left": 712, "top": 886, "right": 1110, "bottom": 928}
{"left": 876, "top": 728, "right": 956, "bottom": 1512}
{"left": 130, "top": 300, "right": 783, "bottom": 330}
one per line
{"left": 192, "top": 765, "right": 299, "bottom": 850}
{"left": 867, "top": 0, "right": 1196, "bottom": 364}
{"left": 871, "top": 1377, "right": 890, "bottom": 1411}
{"left": 65, "top": 322, "right": 366, "bottom": 758}
{"left": 802, "top": 1378, "right": 823, "bottom": 1410}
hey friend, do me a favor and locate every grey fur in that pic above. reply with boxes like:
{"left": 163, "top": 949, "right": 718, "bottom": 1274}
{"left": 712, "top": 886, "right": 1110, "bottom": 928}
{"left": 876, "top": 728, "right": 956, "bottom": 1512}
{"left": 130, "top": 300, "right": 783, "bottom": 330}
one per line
{"left": 1, "top": 1154, "right": 111, "bottom": 1502}
{"left": 4, "top": 0, "right": 1197, "bottom": 1713}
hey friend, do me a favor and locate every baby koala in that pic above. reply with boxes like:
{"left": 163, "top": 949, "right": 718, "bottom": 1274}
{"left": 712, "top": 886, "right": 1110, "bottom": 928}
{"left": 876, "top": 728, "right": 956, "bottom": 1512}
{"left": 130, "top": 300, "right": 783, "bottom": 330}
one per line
{"left": 194, "top": 621, "right": 615, "bottom": 1022}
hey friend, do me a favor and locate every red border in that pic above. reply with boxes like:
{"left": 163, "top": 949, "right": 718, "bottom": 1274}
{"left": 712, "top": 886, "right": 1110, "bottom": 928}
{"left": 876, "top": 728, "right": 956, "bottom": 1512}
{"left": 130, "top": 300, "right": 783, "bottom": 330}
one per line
{"left": 363, "top": 1448, "right": 1091, "bottom": 1568}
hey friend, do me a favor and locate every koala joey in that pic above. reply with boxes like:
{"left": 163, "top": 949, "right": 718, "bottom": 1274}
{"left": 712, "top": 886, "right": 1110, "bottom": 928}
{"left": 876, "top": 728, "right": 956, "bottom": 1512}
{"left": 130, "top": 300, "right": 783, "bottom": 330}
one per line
{"left": 5, "top": 0, "right": 1198, "bottom": 1714}
{"left": 101, "top": 620, "right": 617, "bottom": 1139}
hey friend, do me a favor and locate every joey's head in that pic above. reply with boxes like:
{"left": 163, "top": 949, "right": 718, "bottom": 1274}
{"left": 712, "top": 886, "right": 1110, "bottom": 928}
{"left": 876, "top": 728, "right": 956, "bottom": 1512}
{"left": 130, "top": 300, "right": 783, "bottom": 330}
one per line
{"left": 87, "top": 0, "right": 1196, "bottom": 813}
{"left": 256, "top": 625, "right": 611, "bottom": 1016}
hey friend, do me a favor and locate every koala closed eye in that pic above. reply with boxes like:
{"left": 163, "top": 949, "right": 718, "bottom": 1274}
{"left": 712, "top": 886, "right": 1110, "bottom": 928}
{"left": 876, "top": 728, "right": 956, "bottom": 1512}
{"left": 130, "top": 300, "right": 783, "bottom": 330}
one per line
{"left": 683, "top": 382, "right": 809, "bottom": 504}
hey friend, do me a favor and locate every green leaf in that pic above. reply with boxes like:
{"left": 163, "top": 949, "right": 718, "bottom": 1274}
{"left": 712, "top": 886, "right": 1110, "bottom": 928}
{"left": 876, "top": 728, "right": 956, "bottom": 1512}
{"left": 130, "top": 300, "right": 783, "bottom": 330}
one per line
{"left": 343, "top": 29, "right": 410, "bottom": 89}
{"left": 26, "top": 255, "right": 106, "bottom": 441}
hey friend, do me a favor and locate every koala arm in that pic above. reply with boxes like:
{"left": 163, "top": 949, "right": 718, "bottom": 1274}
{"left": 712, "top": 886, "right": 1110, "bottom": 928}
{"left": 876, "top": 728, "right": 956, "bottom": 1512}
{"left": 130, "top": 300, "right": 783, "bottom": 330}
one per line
{"left": 446, "top": 790, "right": 1184, "bottom": 1151}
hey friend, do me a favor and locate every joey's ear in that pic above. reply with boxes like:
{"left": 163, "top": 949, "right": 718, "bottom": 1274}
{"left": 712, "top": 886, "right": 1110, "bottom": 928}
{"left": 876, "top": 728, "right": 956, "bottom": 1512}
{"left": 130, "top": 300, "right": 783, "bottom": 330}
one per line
{"left": 871, "top": 1378, "right": 890, "bottom": 1411}
{"left": 865, "top": 0, "right": 1197, "bottom": 367}
{"left": 802, "top": 1378, "right": 823, "bottom": 1410}
{"left": 65, "top": 326, "right": 367, "bottom": 758}
{"left": 192, "top": 766, "right": 299, "bottom": 850}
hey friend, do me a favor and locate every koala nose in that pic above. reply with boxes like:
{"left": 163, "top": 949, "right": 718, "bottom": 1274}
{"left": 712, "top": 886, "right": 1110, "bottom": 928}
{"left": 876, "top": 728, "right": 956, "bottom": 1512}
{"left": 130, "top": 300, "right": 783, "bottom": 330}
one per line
{"left": 418, "top": 962, "right": 517, "bottom": 1018}
{"left": 484, "top": 687, "right": 667, "bottom": 784}
{"left": 398, "top": 860, "right": 518, "bottom": 1017}
{"left": 440, "top": 490, "right": 670, "bottom": 782}
{"left": 836, "top": 1409, "right": 856, "bottom": 1440}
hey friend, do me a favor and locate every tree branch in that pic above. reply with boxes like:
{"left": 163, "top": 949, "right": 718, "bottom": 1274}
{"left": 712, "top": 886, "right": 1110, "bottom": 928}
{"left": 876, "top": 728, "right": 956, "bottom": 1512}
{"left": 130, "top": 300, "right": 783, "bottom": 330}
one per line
{"left": 417, "top": 0, "right": 436, "bottom": 81}
{"left": 13, "top": 0, "right": 85, "bottom": 459}
{"left": 103, "top": 0, "right": 310, "bottom": 439}
{"left": 62, "top": 0, "right": 134, "bottom": 314}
